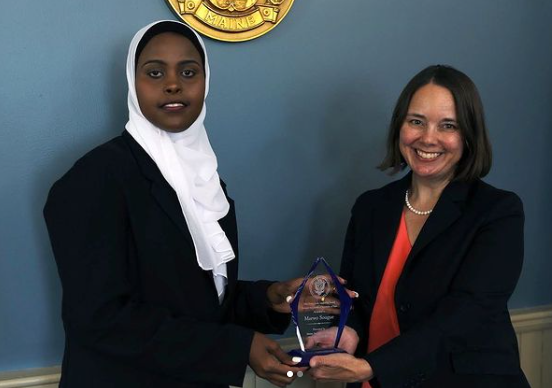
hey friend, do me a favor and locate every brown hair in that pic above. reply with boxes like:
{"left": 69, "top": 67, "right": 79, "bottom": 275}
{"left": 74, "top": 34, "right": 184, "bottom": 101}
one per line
{"left": 378, "top": 65, "right": 492, "bottom": 182}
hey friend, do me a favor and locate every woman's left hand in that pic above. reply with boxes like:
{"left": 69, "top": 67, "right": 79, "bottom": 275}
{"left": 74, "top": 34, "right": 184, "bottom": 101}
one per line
{"left": 309, "top": 353, "right": 374, "bottom": 383}
{"left": 266, "top": 278, "right": 303, "bottom": 314}
{"left": 304, "top": 325, "right": 359, "bottom": 354}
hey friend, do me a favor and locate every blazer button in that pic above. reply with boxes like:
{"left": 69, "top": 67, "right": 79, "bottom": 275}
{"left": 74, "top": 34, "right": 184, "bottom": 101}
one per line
{"left": 399, "top": 303, "right": 411, "bottom": 313}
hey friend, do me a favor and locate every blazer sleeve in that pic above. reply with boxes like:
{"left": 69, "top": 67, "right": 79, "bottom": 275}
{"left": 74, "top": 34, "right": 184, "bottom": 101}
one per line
{"left": 364, "top": 193, "right": 525, "bottom": 388}
{"left": 44, "top": 157, "right": 254, "bottom": 387}
{"left": 229, "top": 280, "right": 290, "bottom": 334}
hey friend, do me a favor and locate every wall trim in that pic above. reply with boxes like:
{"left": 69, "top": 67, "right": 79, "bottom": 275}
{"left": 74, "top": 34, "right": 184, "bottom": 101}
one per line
{"left": 0, "top": 367, "right": 60, "bottom": 388}
{"left": 1, "top": 305, "right": 551, "bottom": 388}
{"left": 510, "top": 304, "right": 552, "bottom": 332}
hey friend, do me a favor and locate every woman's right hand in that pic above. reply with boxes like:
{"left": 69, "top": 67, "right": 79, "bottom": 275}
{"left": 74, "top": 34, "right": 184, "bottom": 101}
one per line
{"left": 304, "top": 325, "right": 359, "bottom": 355}
{"left": 309, "top": 353, "right": 374, "bottom": 383}
{"left": 249, "top": 332, "right": 307, "bottom": 387}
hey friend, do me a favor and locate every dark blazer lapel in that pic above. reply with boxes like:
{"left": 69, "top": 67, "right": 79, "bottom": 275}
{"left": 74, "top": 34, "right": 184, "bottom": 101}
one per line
{"left": 122, "top": 131, "right": 195, "bottom": 248}
{"left": 406, "top": 180, "right": 469, "bottom": 265}
{"left": 371, "top": 175, "right": 410, "bottom": 288}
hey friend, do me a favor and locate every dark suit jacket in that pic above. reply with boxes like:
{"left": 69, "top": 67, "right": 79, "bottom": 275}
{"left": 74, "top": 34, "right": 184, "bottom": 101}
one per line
{"left": 44, "top": 131, "right": 288, "bottom": 388}
{"left": 340, "top": 174, "right": 529, "bottom": 388}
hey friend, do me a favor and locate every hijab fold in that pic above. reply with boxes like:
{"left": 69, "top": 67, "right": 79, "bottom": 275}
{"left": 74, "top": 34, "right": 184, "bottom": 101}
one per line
{"left": 125, "top": 20, "right": 234, "bottom": 303}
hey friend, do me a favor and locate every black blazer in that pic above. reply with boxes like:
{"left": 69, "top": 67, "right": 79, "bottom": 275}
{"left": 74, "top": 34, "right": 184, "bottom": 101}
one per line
{"left": 341, "top": 174, "right": 529, "bottom": 388}
{"left": 44, "top": 131, "right": 288, "bottom": 388}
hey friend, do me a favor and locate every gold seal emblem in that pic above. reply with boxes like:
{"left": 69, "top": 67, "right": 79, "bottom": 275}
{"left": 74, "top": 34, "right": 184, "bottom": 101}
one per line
{"left": 165, "top": 0, "right": 295, "bottom": 42}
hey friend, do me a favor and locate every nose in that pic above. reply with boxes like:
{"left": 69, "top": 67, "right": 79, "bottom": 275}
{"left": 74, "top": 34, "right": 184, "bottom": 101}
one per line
{"left": 164, "top": 73, "right": 181, "bottom": 94}
{"left": 420, "top": 125, "right": 438, "bottom": 145}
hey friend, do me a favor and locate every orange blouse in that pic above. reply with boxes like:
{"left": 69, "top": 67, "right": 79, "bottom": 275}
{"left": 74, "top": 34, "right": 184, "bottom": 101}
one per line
{"left": 363, "top": 210, "right": 411, "bottom": 388}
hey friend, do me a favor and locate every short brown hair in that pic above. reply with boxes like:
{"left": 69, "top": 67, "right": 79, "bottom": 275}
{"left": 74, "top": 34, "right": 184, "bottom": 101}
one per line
{"left": 379, "top": 65, "right": 492, "bottom": 182}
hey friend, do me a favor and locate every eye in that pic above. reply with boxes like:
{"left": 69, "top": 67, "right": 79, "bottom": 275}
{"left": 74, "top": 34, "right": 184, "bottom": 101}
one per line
{"left": 181, "top": 69, "right": 196, "bottom": 78}
{"left": 442, "top": 122, "right": 458, "bottom": 130}
{"left": 409, "top": 119, "right": 423, "bottom": 126}
{"left": 147, "top": 70, "right": 163, "bottom": 79}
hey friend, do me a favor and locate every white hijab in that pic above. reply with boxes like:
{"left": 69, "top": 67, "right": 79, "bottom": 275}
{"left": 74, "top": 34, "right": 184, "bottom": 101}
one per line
{"left": 125, "top": 20, "right": 234, "bottom": 303}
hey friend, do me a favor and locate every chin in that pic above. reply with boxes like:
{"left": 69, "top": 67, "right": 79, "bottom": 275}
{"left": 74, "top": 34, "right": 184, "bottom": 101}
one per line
{"left": 161, "top": 127, "right": 189, "bottom": 133}
{"left": 413, "top": 169, "right": 454, "bottom": 182}
{"left": 156, "top": 121, "right": 192, "bottom": 132}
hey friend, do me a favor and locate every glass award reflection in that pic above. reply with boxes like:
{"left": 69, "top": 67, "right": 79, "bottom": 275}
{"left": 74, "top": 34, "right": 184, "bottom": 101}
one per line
{"left": 288, "top": 257, "right": 353, "bottom": 367}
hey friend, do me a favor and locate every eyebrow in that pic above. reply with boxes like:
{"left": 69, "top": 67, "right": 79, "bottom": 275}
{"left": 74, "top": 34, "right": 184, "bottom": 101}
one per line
{"left": 406, "top": 113, "right": 457, "bottom": 122}
{"left": 140, "top": 59, "right": 202, "bottom": 68}
{"left": 406, "top": 113, "right": 426, "bottom": 119}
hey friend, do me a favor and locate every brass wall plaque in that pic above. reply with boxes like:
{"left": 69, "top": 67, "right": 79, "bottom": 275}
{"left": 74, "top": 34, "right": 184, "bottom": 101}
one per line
{"left": 165, "top": 0, "right": 295, "bottom": 42}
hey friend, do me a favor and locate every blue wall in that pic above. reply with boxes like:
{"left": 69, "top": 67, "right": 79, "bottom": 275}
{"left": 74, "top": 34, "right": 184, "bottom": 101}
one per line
{"left": 1, "top": 0, "right": 551, "bottom": 372}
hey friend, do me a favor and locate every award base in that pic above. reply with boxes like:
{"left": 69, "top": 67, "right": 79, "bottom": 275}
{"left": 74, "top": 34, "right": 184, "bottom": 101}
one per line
{"left": 288, "top": 348, "right": 347, "bottom": 367}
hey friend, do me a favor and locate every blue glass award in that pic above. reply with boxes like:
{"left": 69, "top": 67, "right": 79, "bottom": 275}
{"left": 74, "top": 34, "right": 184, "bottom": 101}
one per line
{"left": 288, "top": 257, "right": 353, "bottom": 367}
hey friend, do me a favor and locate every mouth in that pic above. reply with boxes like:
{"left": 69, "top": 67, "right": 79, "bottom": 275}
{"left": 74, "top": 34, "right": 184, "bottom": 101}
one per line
{"left": 160, "top": 101, "right": 188, "bottom": 112}
{"left": 415, "top": 148, "right": 443, "bottom": 160}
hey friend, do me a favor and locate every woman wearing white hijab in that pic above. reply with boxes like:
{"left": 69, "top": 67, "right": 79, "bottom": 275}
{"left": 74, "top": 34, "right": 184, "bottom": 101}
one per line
{"left": 44, "top": 20, "right": 304, "bottom": 388}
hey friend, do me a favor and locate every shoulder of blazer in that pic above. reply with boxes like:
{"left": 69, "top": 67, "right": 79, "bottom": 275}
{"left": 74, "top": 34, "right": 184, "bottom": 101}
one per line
{"left": 460, "top": 179, "right": 524, "bottom": 218}
{"left": 469, "top": 179, "right": 522, "bottom": 203}
{"left": 49, "top": 135, "right": 133, "bottom": 191}
{"left": 352, "top": 174, "right": 410, "bottom": 215}
{"left": 76, "top": 135, "right": 131, "bottom": 167}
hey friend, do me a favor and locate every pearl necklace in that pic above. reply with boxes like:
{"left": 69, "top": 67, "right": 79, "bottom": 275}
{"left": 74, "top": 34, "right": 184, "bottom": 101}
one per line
{"left": 405, "top": 190, "right": 433, "bottom": 216}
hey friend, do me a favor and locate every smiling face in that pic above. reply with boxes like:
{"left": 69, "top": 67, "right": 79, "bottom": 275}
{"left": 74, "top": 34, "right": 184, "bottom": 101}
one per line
{"left": 135, "top": 32, "right": 205, "bottom": 132}
{"left": 399, "top": 83, "right": 464, "bottom": 184}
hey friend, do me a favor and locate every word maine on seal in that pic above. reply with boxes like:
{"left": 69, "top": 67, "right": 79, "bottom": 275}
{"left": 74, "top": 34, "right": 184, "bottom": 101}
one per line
{"left": 165, "top": 0, "right": 295, "bottom": 42}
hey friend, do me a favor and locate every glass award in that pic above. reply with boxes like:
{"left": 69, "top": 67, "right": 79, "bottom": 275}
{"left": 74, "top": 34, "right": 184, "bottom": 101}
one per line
{"left": 288, "top": 257, "right": 353, "bottom": 367}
